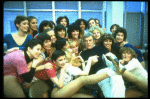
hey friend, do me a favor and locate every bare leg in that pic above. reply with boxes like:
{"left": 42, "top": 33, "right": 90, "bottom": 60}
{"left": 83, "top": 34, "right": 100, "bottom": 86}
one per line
{"left": 125, "top": 87, "right": 144, "bottom": 98}
{"left": 122, "top": 70, "right": 148, "bottom": 94}
{"left": 71, "top": 93, "right": 94, "bottom": 98}
{"left": 51, "top": 72, "right": 109, "bottom": 98}
{"left": 4, "top": 75, "right": 26, "bottom": 98}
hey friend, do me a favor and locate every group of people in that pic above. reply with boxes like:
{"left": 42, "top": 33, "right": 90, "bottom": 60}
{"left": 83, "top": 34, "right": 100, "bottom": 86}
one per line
{"left": 3, "top": 15, "right": 148, "bottom": 98}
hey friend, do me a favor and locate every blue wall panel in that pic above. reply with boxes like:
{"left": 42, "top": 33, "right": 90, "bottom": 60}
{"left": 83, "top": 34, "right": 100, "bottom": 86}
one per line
{"left": 55, "top": 1, "right": 78, "bottom": 10}
{"left": 81, "top": 1, "right": 103, "bottom": 10}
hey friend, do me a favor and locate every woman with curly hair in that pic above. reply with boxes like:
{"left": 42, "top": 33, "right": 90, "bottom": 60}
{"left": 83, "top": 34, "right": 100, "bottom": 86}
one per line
{"left": 97, "top": 34, "right": 120, "bottom": 59}
{"left": 88, "top": 26, "right": 105, "bottom": 46}
{"left": 75, "top": 19, "right": 88, "bottom": 38}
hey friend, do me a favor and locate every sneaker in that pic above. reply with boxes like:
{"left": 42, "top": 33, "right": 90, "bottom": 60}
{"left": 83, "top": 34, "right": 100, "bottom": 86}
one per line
{"left": 102, "top": 54, "right": 122, "bottom": 75}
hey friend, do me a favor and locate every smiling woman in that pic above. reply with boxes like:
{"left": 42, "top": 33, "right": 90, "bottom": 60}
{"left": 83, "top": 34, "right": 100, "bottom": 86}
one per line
{"left": 4, "top": 15, "right": 33, "bottom": 54}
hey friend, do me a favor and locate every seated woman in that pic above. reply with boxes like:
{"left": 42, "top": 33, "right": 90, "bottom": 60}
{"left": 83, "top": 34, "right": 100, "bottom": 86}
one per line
{"left": 88, "top": 26, "right": 105, "bottom": 45}
{"left": 4, "top": 15, "right": 32, "bottom": 54}
{"left": 49, "top": 50, "right": 123, "bottom": 98}
{"left": 97, "top": 33, "right": 120, "bottom": 59}
{"left": 3, "top": 39, "right": 51, "bottom": 98}
{"left": 113, "top": 27, "right": 145, "bottom": 68}
{"left": 119, "top": 47, "right": 148, "bottom": 98}
{"left": 102, "top": 51, "right": 148, "bottom": 98}
{"left": 55, "top": 38, "right": 74, "bottom": 65}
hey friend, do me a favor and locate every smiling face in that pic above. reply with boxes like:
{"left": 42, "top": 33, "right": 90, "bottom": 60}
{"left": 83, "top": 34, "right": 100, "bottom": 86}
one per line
{"left": 28, "top": 44, "right": 42, "bottom": 59}
{"left": 84, "top": 36, "right": 95, "bottom": 49}
{"left": 116, "top": 32, "right": 124, "bottom": 43}
{"left": 103, "top": 39, "right": 112, "bottom": 51}
{"left": 70, "top": 42, "right": 78, "bottom": 54}
{"left": 72, "top": 30, "right": 79, "bottom": 39}
{"left": 47, "top": 30, "right": 56, "bottom": 44}
{"left": 111, "top": 26, "right": 117, "bottom": 34}
{"left": 122, "top": 51, "right": 132, "bottom": 62}
{"left": 95, "top": 20, "right": 99, "bottom": 26}
{"left": 80, "top": 21, "right": 85, "bottom": 31}
{"left": 89, "top": 20, "right": 96, "bottom": 28}
{"left": 58, "top": 29, "right": 65, "bottom": 38}
{"left": 60, "top": 18, "right": 67, "bottom": 28}
{"left": 43, "top": 40, "right": 51, "bottom": 50}
{"left": 53, "top": 55, "right": 66, "bottom": 68}
{"left": 17, "top": 20, "right": 29, "bottom": 33}
{"left": 29, "top": 18, "right": 38, "bottom": 31}
{"left": 93, "top": 29, "right": 101, "bottom": 40}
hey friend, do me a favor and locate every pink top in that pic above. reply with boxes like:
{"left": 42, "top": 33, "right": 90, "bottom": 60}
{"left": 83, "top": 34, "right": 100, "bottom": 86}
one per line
{"left": 3, "top": 50, "right": 29, "bottom": 83}
{"left": 34, "top": 61, "right": 57, "bottom": 80}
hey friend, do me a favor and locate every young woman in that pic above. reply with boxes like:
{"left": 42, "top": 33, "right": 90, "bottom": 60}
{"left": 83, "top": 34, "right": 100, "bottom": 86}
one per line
{"left": 113, "top": 27, "right": 145, "bottom": 68}
{"left": 50, "top": 50, "right": 123, "bottom": 98}
{"left": 88, "top": 18, "right": 96, "bottom": 29}
{"left": 119, "top": 47, "right": 148, "bottom": 98}
{"left": 27, "top": 16, "right": 38, "bottom": 38}
{"left": 56, "top": 16, "right": 69, "bottom": 38}
{"left": 4, "top": 39, "right": 51, "bottom": 98}
{"left": 34, "top": 20, "right": 51, "bottom": 38}
{"left": 110, "top": 24, "right": 120, "bottom": 35}
{"left": 88, "top": 26, "right": 105, "bottom": 46}
{"left": 95, "top": 18, "right": 102, "bottom": 28}
{"left": 55, "top": 38, "right": 74, "bottom": 65}
{"left": 49, "top": 21, "right": 55, "bottom": 30}
{"left": 54, "top": 24, "right": 67, "bottom": 39}
{"left": 75, "top": 19, "right": 88, "bottom": 38}
{"left": 4, "top": 15, "right": 32, "bottom": 54}
{"left": 97, "top": 34, "right": 120, "bottom": 59}
{"left": 67, "top": 23, "right": 81, "bottom": 44}
{"left": 43, "top": 28, "right": 56, "bottom": 58}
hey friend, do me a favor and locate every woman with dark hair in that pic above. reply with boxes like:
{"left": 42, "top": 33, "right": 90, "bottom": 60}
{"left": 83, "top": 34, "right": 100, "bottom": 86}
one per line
{"left": 56, "top": 16, "right": 69, "bottom": 28}
{"left": 88, "top": 18, "right": 96, "bottom": 29}
{"left": 4, "top": 15, "right": 32, "bottom": 54}
{"left": 27, "top": 16, "right": 38, "bottom": 38}
{"left": 34, "top": 20, "right": 52, "bottom": 38}
{"left": 49, "top": 21, "right": 55, "bottom": 30}
{"left": 110, "top": 24, "right": 120, "bottom": 35}
{"left": 75, "top": 19, "right": 88, "bottom": 38}
{"left": 67, "top": 23, "right": 80, "bottom": 44}
{"left": 95, "top": 18, "right": 102, "bottom": 28}
{"left": 56, "top": 16, "right": 69, "bottom": 38}
{"left": 97, "top": 34, "right": 120, "bottom": 58}
{"left": 113, "top": 27, "right": 145, "bottom": 68}
{"left": 54, "top": 24, "right": 66, "bottom": 39}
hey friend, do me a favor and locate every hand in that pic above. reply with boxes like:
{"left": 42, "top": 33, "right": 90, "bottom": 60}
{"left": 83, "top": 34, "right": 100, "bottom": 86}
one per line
{"left": 32, "top": 55, "right": 44, "bottom": 67}
{"left": 44, "top": 63, "right": 53, "bottom": 70}
{"left": 120, "top": 59, "right": 125, "bottom": 65}
{"left": 6, "top": 47, "right": 19, "bottom": 54}
{"left": 45, "top": 57, "right": 51, "bottom": 62}
{"left": 89, "top": 55, "right": 99, "bottom": 65}
{"left": 76, "top": 56, "right": 84, "bottom": 63}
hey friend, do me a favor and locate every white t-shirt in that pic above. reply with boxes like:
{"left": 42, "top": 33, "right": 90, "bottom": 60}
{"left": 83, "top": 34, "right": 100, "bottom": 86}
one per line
{"left": 55, "top": 64, "right": 82, "bottom": 86}
{"left": 119, "top": 58, "right": 148, "bottom": 79}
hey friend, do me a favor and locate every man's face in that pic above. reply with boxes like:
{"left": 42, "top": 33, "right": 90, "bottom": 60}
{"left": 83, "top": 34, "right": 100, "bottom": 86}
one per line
{"left": 84, "top": 36, "right": 95, "bottom": 49}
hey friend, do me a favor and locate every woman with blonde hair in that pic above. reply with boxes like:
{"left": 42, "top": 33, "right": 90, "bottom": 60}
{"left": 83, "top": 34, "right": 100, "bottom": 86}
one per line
{"left": 88, "top": 26, "right": 105, "bottom": 45}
